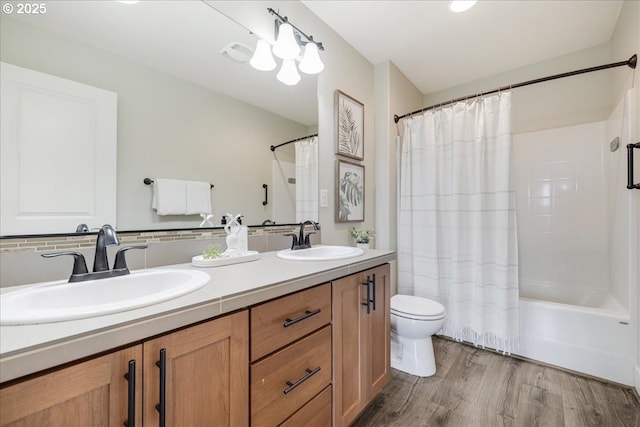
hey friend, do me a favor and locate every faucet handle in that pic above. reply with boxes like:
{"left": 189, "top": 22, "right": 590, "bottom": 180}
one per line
{"left": 284, "top": 233, "right": 298, "bottom": 250}
{"left": 113, "top": 245, "right": 148, "bottom": 272}
{"left": 304, "top": 231, "right": 316, "bottom": 246}
{"left": 41, "top": 251, "right": 88, "bottom": 275}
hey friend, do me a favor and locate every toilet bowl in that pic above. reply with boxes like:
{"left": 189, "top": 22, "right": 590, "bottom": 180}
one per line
{"left": 390, "top": 294, "right": 446, "bottom": 377}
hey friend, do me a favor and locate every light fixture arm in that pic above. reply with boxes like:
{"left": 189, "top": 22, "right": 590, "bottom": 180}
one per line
{"left": 268, "top": 7, "right": 324, "bottom": 50}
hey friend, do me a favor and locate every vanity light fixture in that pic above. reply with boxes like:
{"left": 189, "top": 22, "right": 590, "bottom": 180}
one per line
{"left": 272, "top": 21, "right": 300, "bottom": 59}
{"left": 299, "top": 39, "right": 324, "bottom": 74}
{"left": 449, "top": 0, "right": 477, "bottom": 12}
{"left": 249, "top": 7, "right": 325, "bottom": 85}
{"left": 250, "top": 39, "right": 277, "bottom": 71}
{"left": 277, "top": 58, "right": 301, "bottom": 85}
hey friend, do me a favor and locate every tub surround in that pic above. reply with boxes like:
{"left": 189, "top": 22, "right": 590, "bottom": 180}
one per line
{"left": 0, "top": 248, "right": 394, "bottom": 383}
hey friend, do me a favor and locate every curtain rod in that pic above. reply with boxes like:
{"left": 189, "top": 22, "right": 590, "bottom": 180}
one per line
{"left": 394, "top": 54, "right": 637, "bottom": 124}
{"left": 270, "top": 133, "right": 318, "bottom": 151}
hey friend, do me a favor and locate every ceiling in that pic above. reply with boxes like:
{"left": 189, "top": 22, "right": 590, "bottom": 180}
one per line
{"left": 302, "top": 0, "right": 624, "bottom": 94}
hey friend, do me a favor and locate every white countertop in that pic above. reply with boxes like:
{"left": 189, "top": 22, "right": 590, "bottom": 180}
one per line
{"left": 0, "top": 248, "right": 395, "bottom": 383}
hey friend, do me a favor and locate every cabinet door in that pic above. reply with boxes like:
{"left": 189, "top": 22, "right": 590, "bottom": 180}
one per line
{"left": 364, "top": 264, "right": 391, "bottom": 400}
{"left": 143, "top": 310, "right": 249, "bottom": 427}
{"left": 332, "top": 264, "right": 391, "bottom": 427}
{"left": 0, "top": 345, "right": 142, "bottom": 427}
{"left": 332, "top": 272, "right": 366, "bottom": 427}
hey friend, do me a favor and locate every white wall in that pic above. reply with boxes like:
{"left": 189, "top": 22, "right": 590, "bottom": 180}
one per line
{"left": 210, "top": 0, "right": 377, "bottom": 245}
{"left": 374, "top": 61, "right": 423, "bottom": 296}
{"left": 609, "top": 0, "right": 640, "bottom": 395}
{"left": 423, "top": 44, "right": 614, "bottom": 134}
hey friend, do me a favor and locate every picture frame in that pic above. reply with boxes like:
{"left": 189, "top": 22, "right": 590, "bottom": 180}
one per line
{"left": 335, "top": 159, "right": 365, "bottom": 222}
{"left": 335, "top": 90, "right": 364, "bottom": 160}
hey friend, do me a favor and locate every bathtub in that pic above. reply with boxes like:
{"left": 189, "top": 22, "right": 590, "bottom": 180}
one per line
{"left": 516, "top": 281, "right": 634, "bottom": 385}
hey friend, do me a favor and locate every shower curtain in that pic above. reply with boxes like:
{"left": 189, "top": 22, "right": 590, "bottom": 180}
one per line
{"left": 397, "top": 92, "right": 519, "bottom": 353}
{"left": 295, "top": 136, "right": 319, "bottom": 222}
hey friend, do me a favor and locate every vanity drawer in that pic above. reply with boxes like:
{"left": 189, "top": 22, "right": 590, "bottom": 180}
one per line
{"left": 251, "top": 325, "right": 331, "bottom": 427}
{"left": 250, "top": 283, "right": 330, "bottom": 361}
{"left": 280, "top": 385, "right": 332, "bottom": 427}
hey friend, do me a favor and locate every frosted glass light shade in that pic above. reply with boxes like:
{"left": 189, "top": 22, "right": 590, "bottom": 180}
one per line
{"left": 273, "top": 23, "right": 301, "bottom": 59}
{"left": 449, "top": 1, "right": 477, "bottom": 12}
{"left": 299, "top": 43, "right": 324, "bottom": 74}
{"left": 250, "top": 39, "right": 276, "bottom": 71}
{"left": 277, "top": 59, "right": 301, "bottom": 86}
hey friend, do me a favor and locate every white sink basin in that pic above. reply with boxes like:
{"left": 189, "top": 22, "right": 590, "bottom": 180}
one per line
{"left": 0, "top": 269, "right": 210, "bottom": 325}
{"left": 277, "top": 245, "right": 364, "bottom": 261}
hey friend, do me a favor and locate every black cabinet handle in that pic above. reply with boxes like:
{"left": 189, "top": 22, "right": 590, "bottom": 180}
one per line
{"left": 155, "top": 349, "right": 166, "bottom": 427}
{"left": 370, "top": 274, "right": 377, "bottom": 311}
{"left": 283, "top": 309, "right": 321, "bottom": 328}
{"left": 362, "top": 280, "right": 371, "bottom": 314}
{"left": 123, "top": 360, "right": 136, "bottom": 427}
{"left": 283, "top": 367, "right": 321, "bottom": 395}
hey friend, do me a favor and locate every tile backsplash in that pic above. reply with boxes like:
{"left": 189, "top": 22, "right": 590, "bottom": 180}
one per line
{"left": 0, "top": 226, "right": 320, "bottom": 287}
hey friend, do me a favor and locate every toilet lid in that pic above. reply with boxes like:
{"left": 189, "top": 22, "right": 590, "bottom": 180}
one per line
{"left": 391, "top": 294, "right": 445, "bottom": 319}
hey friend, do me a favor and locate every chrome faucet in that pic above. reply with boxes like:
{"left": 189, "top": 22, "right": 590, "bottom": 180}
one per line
{"left": 93, "top": 224, "right": 119, "bottom": 272}
{"left": 42, "top": 224, "right": 147, "bottom": 282}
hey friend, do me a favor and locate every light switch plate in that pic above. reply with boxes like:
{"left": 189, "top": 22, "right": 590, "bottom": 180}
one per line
{"left": 320, "top": 189, "right": 328, "bottom": 207}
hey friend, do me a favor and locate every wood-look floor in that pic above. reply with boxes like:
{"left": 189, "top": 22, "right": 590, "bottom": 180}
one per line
{"left": 352, "top": 338, "right": 640, "bottom": 427}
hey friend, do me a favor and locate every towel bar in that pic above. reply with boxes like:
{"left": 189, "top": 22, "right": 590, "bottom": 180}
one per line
{"left": 143, "top": 178, "right": 214, "bottom": 189}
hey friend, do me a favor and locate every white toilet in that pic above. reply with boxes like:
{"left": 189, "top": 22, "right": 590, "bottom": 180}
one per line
{"left": 390, "top": 294, "right": 446, "bottom": 377}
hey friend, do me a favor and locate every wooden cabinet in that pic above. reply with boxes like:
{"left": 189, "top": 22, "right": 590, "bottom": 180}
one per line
{"left": 250, "top": 283, "right": 332, "bottom": 427}
{"left": 280, "top": 385, "right": 332, "bottom": 427}
{"left": 250, "top": 283, "right": 331, "bottom": 361}
{"left": 0, "top": 345, "right": 142, "bottom": 427}
{"left": 332, "top": 264, "right": 391, "bottom": 427}
{"left": 0, "top": 310, "right": 248, "bottom": 427}
{"left": 144, "top": 310, "right": 249, "bottom": 427}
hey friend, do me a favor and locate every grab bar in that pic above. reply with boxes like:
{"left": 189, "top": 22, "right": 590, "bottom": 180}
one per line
{"left": 628, "top": 143, "right": 640, "bottom": 190}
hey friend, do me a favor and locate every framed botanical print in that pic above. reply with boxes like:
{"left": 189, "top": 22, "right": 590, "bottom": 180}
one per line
{"left": 335, "top": 90, "right": 364, "bottom": 160}
{"left": 335, "top": 159, "right": 364, "bottom": 222}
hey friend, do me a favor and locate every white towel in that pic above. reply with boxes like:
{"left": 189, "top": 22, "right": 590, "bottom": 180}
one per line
{"left": 152, "top": 178, "right": 186, "bottom": 215}
{"left": 185, "top": 180, "right": 212, "bottom": 215}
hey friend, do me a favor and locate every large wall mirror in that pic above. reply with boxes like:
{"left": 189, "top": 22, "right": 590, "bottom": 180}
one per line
{"left": 0, "top": 0, "right": 318, "bottom": 235}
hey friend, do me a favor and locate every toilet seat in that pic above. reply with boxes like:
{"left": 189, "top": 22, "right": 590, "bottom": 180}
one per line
{"left": 391, "top": 294, "right": 445, "bottom": 320}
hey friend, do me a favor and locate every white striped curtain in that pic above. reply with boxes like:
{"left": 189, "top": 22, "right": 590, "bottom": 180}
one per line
{"left": 295, "top": 136, "right": 319, "bottom": 222}
{"left": 397, "top": 92, "right": 519, "bottom": 353}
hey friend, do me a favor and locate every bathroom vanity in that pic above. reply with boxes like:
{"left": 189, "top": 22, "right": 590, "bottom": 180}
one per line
{"left": 0, "top": 249, "right": 394, "bottom": 426}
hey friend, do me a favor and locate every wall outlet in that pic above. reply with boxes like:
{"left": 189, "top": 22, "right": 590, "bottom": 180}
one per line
{"left": 320, "top": 189, "right": 328, "bottom": 208}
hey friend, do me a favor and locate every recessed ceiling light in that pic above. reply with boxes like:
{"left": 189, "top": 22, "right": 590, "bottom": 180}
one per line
{"left": 449, "top": 1, "right": 477, "bottom": 13}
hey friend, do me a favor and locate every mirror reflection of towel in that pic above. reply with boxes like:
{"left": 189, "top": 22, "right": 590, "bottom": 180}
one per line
{"left": 185, "top": 181, "right": 212, "bottom": 215}
{"left": 152, "top": 178, "right": 212, "bottom": 216}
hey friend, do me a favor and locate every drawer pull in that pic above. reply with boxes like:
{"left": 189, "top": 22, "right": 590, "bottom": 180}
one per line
{"left": 123, "top": 360, "right": 136, "bottom": 427}
{"left": 283, "top": 308, "right": 321, "bottom": 328}
{"left": 283, "top": 367, "right": 321, "bottom": 395}
{"left": 155, "top": 348, "right": 166, "bottom": 427}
